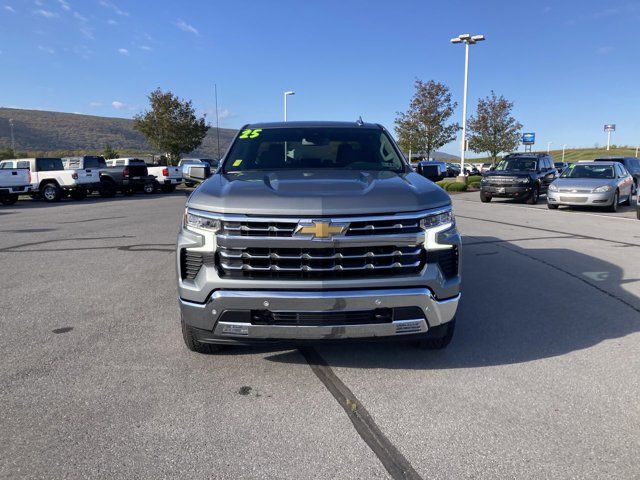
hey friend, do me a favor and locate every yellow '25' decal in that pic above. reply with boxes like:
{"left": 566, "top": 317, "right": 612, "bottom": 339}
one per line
{"left": 239, "top": 128, "right": 262, "bottom": 139}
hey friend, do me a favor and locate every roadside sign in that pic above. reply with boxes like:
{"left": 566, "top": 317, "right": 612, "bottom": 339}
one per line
{"left": 604, "top": 124, "right": 616, "bottom": 132}
{"left": 522, "top": 133, "right": 535, "bottom": 145}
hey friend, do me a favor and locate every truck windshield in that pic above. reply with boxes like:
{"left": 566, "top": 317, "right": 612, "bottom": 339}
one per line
{"left": 495, "top": 158, "right": 537, "bottom": 172}
{"left": 36, "top": 158, "right": 64, "bottom": 171}
{"left": 561, "top": 164, "right": 614, "bottom": 179}
{"left": 223, "top": 127, "right": 405, "bottom": 173}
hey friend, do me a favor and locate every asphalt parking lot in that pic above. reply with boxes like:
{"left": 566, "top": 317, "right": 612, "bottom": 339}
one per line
{"left": 1, "top": 190, "right": 639, "bottom": 479}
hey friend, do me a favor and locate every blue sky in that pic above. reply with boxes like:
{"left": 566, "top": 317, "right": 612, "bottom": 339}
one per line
{"left": 0, "top": 0, "right": 638, "bottom": 156}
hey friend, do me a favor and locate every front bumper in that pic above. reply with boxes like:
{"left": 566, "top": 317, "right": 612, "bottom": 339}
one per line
{"left": 481, "top": 184, "right": 533, "bottom": 198}
{"left": 180, "top": 288, "right": 459, "bottom": 343}
{"left": 164, "top": 178, "right": 183, "bottom": 185}
{"left": 547, "top": 191, "right": 614, "bottom": 206}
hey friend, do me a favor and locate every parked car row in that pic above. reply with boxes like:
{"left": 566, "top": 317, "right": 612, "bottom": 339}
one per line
{"left": 476, "top": 153, "right": 639, "bottom": 218}
{"left": 0, "top": 155, "right": 217, "bottom": 205}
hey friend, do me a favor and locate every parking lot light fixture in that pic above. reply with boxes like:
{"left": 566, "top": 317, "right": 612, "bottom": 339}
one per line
{"left": 547, "top": 141, "right": 552, "bottom": 153}
{"left": 284, "top": 91, "right": 295, "bottom": 122}
{"left": 562, "top": 144, "right": 567, "bottom": 162}
{"left": 451, "top": 33, "right": 485, "bottom": 182}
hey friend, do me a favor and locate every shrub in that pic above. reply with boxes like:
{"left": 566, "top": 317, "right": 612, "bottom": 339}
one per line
{"left": 469, "top": 181, "right": 481, "bottom": 189}
{"left": 435, "top": 180, "right": 449, "bottom": 188}
{"left": 445, "top": 182, "right": 468, "bottom": 192}
{"left": 467, "top": 175, "right": 483, "bottom": 183}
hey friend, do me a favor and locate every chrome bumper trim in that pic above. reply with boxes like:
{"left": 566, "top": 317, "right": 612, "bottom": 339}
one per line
{"left": 179, "top": 288, "right": 460, "bottom": 338}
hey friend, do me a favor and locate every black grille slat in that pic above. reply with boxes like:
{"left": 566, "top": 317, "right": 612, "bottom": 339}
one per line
{"left": 426, "top": 247, "right": 459, "bottom": 279}
{"left": 251, "top": 309, "right": 394, "bottom": 326}
{"left": 180, "top": 249, "right": 216, "bottom": 280}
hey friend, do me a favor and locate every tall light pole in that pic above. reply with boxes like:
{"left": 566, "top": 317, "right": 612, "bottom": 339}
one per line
{"left": 562, "top": 144, "right": 567, "bottom": 162}
{"left": 8, "top": 118, "right": 15, "bottom": 152}
{"left": 547, "top": 141, "right": 552, "bottom": 153}
{"left": 284, "top": 91, "right": 295, "bottom": 122}
{"left": 451, "top": 33, "right": 485, "bottom": 182}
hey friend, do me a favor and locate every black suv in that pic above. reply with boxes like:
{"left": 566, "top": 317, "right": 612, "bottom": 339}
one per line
{"left": 594, "top": 157, "right": 640, "bottom": 193}
{"left": 480, "top": 153, "right": 558, "bottom": 204}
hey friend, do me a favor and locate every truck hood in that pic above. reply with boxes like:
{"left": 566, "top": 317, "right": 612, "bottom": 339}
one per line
{"left": 187, "top": 170, "right": 451, "bottom": 216}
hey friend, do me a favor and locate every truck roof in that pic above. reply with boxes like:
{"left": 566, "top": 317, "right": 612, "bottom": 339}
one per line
{"left": 243, "top": 120, "right": 382, "bottom": 129}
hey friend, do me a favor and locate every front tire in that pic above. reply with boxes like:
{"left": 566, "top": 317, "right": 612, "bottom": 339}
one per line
{"left": 0, "top": 194, "right": 19, "bottom": 206}
{"left": 608, "top": 191, "right": 619, "bottom": 212}
{"left": 416, "top": 318, "right": 456, "bottom": 350}
{"left": 161, "top": 183, "right": 176, "bottom": 193}
{"left": 480, "top": 191, "right": 492, "bottom": 203}
{"left": 547, "top": 202, "right": 559, "bottom": 209}
{"left": 526, "top": 184, "right": 540, "bottom": 204}
{"left": 181, "top": 319, "right": 223, "bottom": 354}
{"left": 99, "top": 180, "right": 117, "bottom": 198}
{"left": 41, "top": 183, "right": 62, "bottom": 203}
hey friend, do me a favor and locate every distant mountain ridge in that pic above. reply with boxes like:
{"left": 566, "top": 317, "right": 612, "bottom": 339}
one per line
{"left": 0, "top": 107, "right": 236, "bottom": 158}
{"left": 0, "top": 107, "right": 461, "bottom": 161}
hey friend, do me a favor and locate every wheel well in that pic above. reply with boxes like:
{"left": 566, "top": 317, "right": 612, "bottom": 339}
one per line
{"left": 100, "top": 176, "right": 116, "bottom": 184}
{"left": 39, "top": 179, "right": 60, "bottom": 189}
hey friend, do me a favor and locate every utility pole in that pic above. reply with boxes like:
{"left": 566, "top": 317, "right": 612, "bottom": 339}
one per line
{"left": 214, "top": 84, "right": 221, "bottom": 159}
{"left": 451, "top": 33, "right": 485, "bottom": 182}
{"left": 562, "top": 144, "right": 567, "bottom": 162}
{"left": 547, "top": 141, "right": 552, "bottom": 153}
{"left": 9, "top": 118, "right": 15, "bottom": 152}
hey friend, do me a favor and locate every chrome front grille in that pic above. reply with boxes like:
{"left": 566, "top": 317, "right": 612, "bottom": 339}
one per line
{"left": 487, "top": 177, "right": 517, "bottom": 184}
{"left": 559, "top": 196, "right": 588, "bottom": 203}
{"left": 559, "top": 189, "right": 590, "bottom": 193}
{"left": 221, "top": 221, "right": 297, "bottom": 237}
{"left": 220, "top": 215, "right": 422, "bottom": 238}
{"left": 217, "top": 245, "right": 425, "bottom": 279}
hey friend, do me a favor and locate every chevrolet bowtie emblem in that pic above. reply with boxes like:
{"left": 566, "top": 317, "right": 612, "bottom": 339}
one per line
{"left": 295, "top": 221, "right": 348, "bottom": 239}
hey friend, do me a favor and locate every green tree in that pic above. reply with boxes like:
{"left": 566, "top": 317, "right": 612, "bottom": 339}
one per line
{"left": 467, "top": 91, "right": 523, "bottom": 165}
{"left": 0, "top": 146, "right": 15, "bottom": 160}
{"left": 395, "top": 79, "right": 459, "bottom": 161}
{"left": 133, "top": 88, "right": 209, "bottom": 165}
{"left": 103, "top": 144, "right": 119, "bottom": 159}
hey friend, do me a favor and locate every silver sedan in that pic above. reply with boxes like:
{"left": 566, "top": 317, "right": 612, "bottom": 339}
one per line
{"left": 547, "top": 162, "right": 634, "bottom": 212}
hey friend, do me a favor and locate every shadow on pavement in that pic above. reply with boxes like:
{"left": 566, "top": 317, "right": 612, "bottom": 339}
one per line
{"left": 261, "top": 236, "right": 640, "bottom": 369}
{"left": 1, "top": 189, "right": 192, "bottom": 210}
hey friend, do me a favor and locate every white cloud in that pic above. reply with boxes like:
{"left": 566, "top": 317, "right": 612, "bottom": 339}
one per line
{"left": 38, "top": 45, "right": 55, "bottom": 54}
{"left": 99, "top": 0, "right": 128, "bottom": 16}
{"left": 73, "top": 11, "right": 87, "bottom": 21}
{"left": 139, "top": 45, "right": 152, "bottom": 51}
{"left": 595, "top": 46, "right": 614, "bottom": 55}
{"left": 107, "top": 18, "right": 117, "bottom": 25}
{"left": 111, "top": 101, "right": 127, "bottom": 110}
{"left": 58, "top": 0, "right": 71, "bottom": 11}
{"left": 4, "top": 5, "right": 16, "bottom": 13}
{"left": 219, "top": 109, "right": 233, "bottom": 120}
{"left": 34, "top": 8, "right": 59, "bottom": 18}
{"left": 117, "top": 47, "right": 129, "bottom": 55}
{"left": 176, "top": 19, "right": 199, "bottom": 35}
{"left": 80, "top": 26, "right": 94, "bottom": 39}
{"left": 89, "top": 101, "right": 103, "bottom": 107}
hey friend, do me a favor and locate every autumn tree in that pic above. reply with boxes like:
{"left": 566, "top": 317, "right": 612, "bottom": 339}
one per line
{"left": 467, "top": 91, "right": 522, "bottom": 165}
{"left": 395, "top": 79, "right": 459, "bottom": 161}
{"left": 134, "top": 88, "right": 209, "bottom": 165}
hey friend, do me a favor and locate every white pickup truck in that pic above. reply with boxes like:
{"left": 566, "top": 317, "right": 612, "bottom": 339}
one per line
{"left": 141, "top": 160, "right": 182, "bottom": 193}
{"left": 0, "top": 157, "right": 99, "bottom": 202}
{"left": 0, "top": 165, "right": 31, "bottom": 205}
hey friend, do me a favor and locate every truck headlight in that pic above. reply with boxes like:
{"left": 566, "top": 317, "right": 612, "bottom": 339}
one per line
{"left": 548, "top": 183, "right": 558, "bottom": 192}
{"left": 420, "top": 209, "right": 454, "bottom": 230}
{"left": 183, "top": 210, "right": 222, "bottom": 232}
{"left": 592, "top": 185, "right": 612, "bottom": 193}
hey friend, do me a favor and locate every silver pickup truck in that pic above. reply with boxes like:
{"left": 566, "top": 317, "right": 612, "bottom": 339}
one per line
{"left": 177, "top": 121, "right": 461, "bottom": 353}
